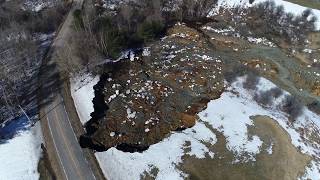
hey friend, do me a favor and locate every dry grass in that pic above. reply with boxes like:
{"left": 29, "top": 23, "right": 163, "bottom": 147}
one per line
{"left": 293, "top": 32, "right": 320, "bottom": 64}
{"left": 249, "top": 116, "right": 311, "bottom": 179}
{"left": 177, "top": 116, "right": 311, "bottom": 180}
{"left": 284, "top": 0, "right": 320, "bottom": 10}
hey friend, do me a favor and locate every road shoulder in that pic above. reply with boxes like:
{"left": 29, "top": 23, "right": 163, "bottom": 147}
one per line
{"left": 62, "top": 77, "right": 106, "bottom": 180}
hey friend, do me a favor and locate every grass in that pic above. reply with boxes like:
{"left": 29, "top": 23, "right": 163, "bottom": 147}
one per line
{"left": 176, "top": 116, "right": 311, "bottom": 180}
{"left": 284, "top": 0, "right": 320, "bottom": 10}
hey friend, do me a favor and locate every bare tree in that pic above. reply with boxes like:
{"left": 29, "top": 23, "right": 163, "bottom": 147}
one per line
{"left": 0, "top": 0, "right": 69, "bottom": 123}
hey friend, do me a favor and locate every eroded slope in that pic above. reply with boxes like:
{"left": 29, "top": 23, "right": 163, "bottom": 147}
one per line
{"left": 83, "top": 24, "right": 224, "bottom": 151}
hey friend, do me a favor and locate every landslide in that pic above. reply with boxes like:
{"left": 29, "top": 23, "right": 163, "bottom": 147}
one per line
{"left": 81, "top": 24, "right": 224, "bottom": 152}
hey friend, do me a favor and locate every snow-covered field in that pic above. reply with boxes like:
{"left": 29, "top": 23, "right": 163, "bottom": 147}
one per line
{"left": 213, "top": 0, "right": 320, "bottom": 30}
{"left": 23, "top": 0, "right": 58, "bottom": 12}
{"left": 90, "top": 77, "right": 320, "bottom": 180}
{"left": 70, "top": 73, "right": 100, "bottom": 125}
{"left": 0, "top": 122, "right": 43, "bottom": 180}
{"left": 96, "top": 122, "right": 216, "bottom": 180}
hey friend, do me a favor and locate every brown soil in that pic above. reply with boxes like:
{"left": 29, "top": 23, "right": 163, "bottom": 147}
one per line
{"left": 85, "top": 24, "right": 224, "bottom": 150}
{"left": 178, "top": 116, "right": 311, "bottom": 180}
{"left": 308, "top": 32, "right": 320, "bottom": 49}
{"left": 242, "top": 59, "right": 279, "bottom": 78}
{"left": 293, "top": 32, "right": 320, "bottom": 65}
{"left": 311, "top": 83, "right": 320, "bottom": 96}
{"left": 249, "top": 116, "right": 311, "bottom": 180}
{"left": 202, "top": 28, "right": 250, "bottom": 52}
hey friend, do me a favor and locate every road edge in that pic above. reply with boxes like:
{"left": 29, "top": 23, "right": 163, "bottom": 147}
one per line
{"left": 61, "top": 75, "right": 106, "bottom": 180}
{"left": 40, "top": 108, "right": 66, "bottom": 180}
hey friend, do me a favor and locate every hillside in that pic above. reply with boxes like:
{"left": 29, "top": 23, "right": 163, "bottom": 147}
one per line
{"left": 70, "top": 0, "right": 320, "bottom": 179}
{"left": 1, "top": 0, "right": 320, "bottom": 179}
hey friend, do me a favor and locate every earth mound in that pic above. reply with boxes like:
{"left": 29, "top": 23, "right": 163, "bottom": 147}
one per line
{"left": 82, "top": 24, "right": 224, "bottom": 152}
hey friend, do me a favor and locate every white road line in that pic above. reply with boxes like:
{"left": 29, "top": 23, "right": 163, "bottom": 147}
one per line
{"left": 46, "top": 115, "right": 69, "bottom": 180}
{"left": 62, "top": 102, "right": 97, "bottom": 180}
{"left": 61, "top": 102, "right": 80, "bottom": 144}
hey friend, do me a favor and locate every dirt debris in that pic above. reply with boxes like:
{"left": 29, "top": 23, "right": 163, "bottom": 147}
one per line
{"left": 83, "top": 24, "right": 224, "bottom": 151}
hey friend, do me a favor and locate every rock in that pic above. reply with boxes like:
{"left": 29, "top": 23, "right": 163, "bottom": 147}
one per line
{"left": 179, "top": 113, "right": 197, "bottom": 128}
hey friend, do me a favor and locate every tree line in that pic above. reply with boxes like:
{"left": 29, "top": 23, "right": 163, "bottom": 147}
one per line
{"left": 0, "top": 0, "right": 69, "bottom": 124}
{"left": 227, "top": 0, "right": 317, "bottom": 46}
{"left": 72, "top": 0, "right": 218, "bottom": 61}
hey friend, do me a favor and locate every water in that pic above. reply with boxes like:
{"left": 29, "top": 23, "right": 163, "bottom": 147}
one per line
{"left": 0, "top": 105, "right": 38, "bottom": 143}
{"left": 0, "top": 116, "right": 30, "bottom": 143}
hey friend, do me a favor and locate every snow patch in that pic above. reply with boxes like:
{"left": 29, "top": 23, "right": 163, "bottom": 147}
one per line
{"left": 70, "top": 73, "right": 100, "bottom": 124}
{"left": 266, "top": 142, "right": 274, "bottom": 155}
{"left": 142, "top": 47, "right": 151, "bottom": 57}
{"left": 96, "top": 122, "right": 216, "bottom": 180}
{"left": 0, "top": 122, "right": 43, "bottom": 180}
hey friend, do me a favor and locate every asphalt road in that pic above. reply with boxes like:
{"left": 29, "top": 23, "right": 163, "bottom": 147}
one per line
{"left": 45, "top": 95, "right": 96, "bottom": 180}
{"left": 41, "top": 0, "right": 97, "bottom": 179}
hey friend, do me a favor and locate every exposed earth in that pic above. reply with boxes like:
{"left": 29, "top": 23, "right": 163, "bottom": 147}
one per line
{"left": 2, "top": 0, "right": 320, "bottom": 179}
{"left": 81, "top": 15, "right": 320, "bottom": 179}
{"left": 82, "top": 24, "right": 224, "bottom": 151}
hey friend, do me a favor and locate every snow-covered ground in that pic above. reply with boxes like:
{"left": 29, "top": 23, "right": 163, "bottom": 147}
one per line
{"left": 202, "top": 25, "right": 276, "bottom": 47}
{"left": 23, "top": 0, "right": 58, "bottom": 12}
{"left": 70, "top": 73, "right": 100, "bottom": 125}
{"left": 69, "top": 71, "right": 320, "bottom": 179}
{"left": 213, "top": 0, "right": 320, "bottom": 30}
{"left": 0, "top": 122, "right": 43, "bottom": 180}
{"left": 96, "top": 122, "right": 216, "bottom": 180}
{"left": 91, "top": 76, "right": 320, "bottom": 180}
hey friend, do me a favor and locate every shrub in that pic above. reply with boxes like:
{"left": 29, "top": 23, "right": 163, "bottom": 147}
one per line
{"left": 137, "top": 20, "right": 165, "bottom": 42}
{"left": 269, "top": 87, "right": 282, "bottom": 98}
{"left": 92, "top": 16, "right": 127, "bottom": 58}
{"left": 180, "top": 0, "right": 218, "bottom": 21}
{"left": 0, "top": 1, "right": 70, "bottom": 123}
{"left": 254, "top": 87, "right": 282, "bottom": 106}
{"left": 254, "top": 91, "right": 272, "bottom": 106}
{"left": 308, "top": 101, "right": 320, "bottom": 115}
{"left": 243, "top": 72, "right": 260, "bottom": 90}
{"left": 224, "top": 65, "right": 250, "bottom": 84}
{"left": 224, "top": 70, "right": 239, "bottom": 84}
{"left": 73, "top": 9, "right": 84, "bottom": 29}
{"left": 77, "top": 0, "right": 220, "bottom": 59}
{"left": 281, "top": 95, "right": 303, "bottom": 121}
{"left": 88, "top": 10, "right": 165, "bottom": 59}
{"left": 227, "top": 0, "right": 317, "bottom": 45}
